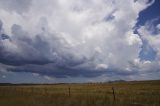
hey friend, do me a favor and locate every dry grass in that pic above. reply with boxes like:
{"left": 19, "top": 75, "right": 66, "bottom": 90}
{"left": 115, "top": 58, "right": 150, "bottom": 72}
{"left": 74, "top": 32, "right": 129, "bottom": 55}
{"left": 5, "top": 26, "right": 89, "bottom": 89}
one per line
{"left": 0, "top": 80, "right": 160, "bottom": 106}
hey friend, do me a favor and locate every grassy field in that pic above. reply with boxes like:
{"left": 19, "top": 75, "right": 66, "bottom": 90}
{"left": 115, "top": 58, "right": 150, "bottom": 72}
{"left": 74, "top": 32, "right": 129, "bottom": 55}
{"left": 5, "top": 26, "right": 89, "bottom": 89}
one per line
{"left": 0, "top": 80, "right": 160, "bottom": 106}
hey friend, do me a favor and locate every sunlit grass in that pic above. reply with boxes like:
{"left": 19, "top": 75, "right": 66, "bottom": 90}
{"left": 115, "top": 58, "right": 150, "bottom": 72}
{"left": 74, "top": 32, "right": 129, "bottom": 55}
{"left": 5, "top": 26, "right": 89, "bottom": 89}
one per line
{"left": 0, "top": 80, "right": 160, "bottom": 106}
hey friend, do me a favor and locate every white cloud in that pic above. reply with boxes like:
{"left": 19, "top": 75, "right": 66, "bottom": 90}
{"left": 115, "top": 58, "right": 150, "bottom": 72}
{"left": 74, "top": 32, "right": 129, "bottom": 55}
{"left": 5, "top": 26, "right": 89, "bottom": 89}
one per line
{"left": 156, "top": 24, "right": 160, "bottom": 30}
{"left": 0, "top": 0, "right": 31, "bottom": 14}
{"left": 32, "top": 73, "right": 40, "bottom": 77}
{"left": 136, "top": 18, "right": 160, "bottom": 73}
{"left": 44, "top": 75, "right": 55, "bottom": 81}
{"left": 138, "top": 21, "right": 160, "bottom": 60}
{"left": 96, "top": 64, "right": 108, "bottom": 70}
{"left": 0, "top": 0, "right": 157, "bottom": 78}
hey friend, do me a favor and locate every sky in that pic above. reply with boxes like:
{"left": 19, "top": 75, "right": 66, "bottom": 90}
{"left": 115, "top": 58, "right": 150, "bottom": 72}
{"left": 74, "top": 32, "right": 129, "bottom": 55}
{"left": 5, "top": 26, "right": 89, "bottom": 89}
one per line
{"left": 0, "top": 0, "right": 160, "bottom": 83}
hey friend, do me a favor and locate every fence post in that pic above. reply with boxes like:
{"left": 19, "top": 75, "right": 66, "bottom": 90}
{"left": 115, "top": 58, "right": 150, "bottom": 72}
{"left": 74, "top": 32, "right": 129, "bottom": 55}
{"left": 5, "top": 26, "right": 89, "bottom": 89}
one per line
{"left": 112, "top": 87, "right": 116, "bottom": 101}
{"left": 68, "top": 87, "right": 71, "bottom": 97}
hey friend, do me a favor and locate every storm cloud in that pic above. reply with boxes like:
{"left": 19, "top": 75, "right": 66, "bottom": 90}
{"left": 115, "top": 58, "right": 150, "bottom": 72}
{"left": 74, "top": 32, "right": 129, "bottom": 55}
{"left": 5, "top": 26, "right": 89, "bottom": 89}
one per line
{"left": 0, "top": 0, "right": 160, "bottom": 80}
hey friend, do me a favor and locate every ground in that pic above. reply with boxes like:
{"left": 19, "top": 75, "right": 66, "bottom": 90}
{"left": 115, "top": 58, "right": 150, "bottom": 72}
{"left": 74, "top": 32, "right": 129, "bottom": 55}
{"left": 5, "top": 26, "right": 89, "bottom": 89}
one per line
{"left": 0, "top": 80, "right": 160, "bottom": 106}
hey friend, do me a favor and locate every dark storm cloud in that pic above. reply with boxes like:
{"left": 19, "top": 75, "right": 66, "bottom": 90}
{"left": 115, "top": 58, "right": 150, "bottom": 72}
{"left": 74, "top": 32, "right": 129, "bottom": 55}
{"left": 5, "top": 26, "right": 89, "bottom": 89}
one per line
{"left": 0, "top": 20, "right": 87, "bottom": 68}
{"left": 0, "top": 45, "right": 53, "bottom": 66}
{"left": 7, "top": 64, "right": 139, "bottom": 78}
{"left": 0, "top": 21, "right": 53, "bottom": 66}
{"left": 0, "top": 0, "right": 159, "bottom": 81}
{"left": 7, "top": 63, "right": 106, "bottom": 78}
{"left": 0, "top": 19, "right": 156, "bottom": 78}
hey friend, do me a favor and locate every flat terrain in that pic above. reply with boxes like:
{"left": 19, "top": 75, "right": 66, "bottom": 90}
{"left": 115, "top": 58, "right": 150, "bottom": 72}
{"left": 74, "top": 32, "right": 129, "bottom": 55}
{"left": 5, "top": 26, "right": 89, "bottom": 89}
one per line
{"left": 0, "top": 80, "right": 160, "bottom": 106}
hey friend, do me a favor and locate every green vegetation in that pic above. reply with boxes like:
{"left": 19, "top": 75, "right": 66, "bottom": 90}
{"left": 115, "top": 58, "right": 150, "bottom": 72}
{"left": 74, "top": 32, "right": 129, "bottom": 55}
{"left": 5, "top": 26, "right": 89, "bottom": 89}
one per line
{"left": 0, "top": 80, "right": 160, "bottom": 106}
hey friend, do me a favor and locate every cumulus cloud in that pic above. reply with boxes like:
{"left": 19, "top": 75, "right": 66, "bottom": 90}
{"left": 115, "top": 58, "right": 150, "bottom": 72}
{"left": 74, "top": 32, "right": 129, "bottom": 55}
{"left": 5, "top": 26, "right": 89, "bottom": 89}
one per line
{"left": 138, "top": 19, "right": 160, "bottom": 57}
{"left": 0, "top": 0, "right": 31, "bottom": 14}
{"left": 137, "top": 18, "right": 160, "bottom": 73}
{"left": 0, "top": 0, "right": 158, "bottom": 79}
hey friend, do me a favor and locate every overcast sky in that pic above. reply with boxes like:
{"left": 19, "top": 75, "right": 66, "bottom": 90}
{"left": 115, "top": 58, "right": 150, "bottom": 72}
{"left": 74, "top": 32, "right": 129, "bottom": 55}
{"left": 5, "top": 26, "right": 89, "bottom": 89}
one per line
{"left": 0, "top": 0, "right": 160, "bottom": 83}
